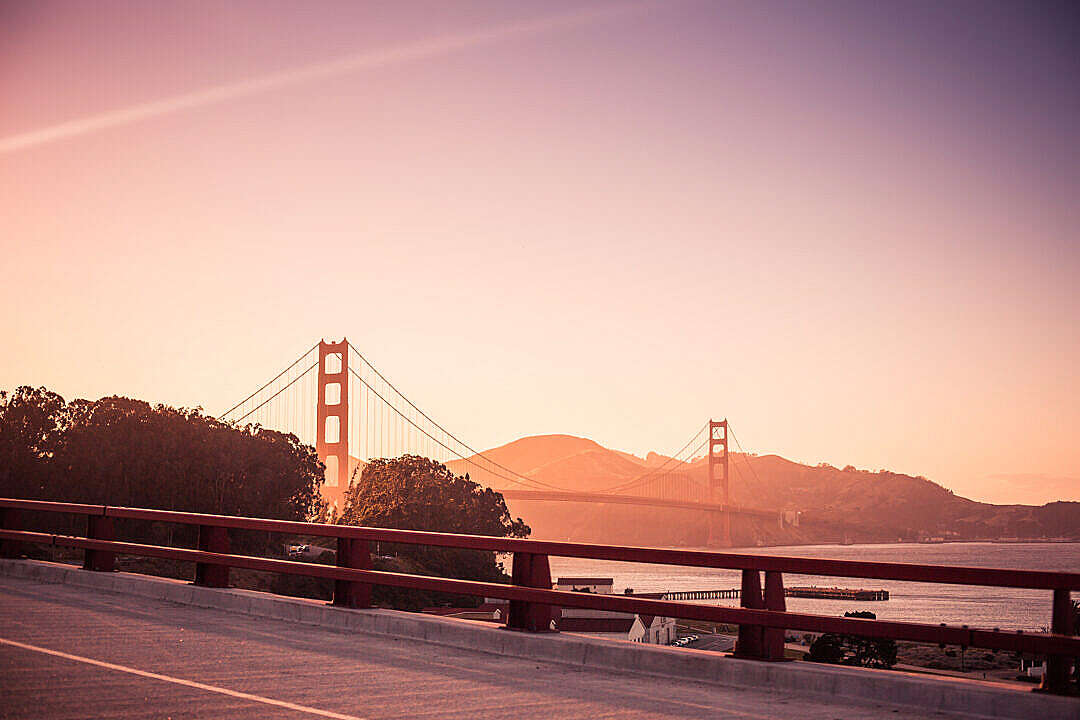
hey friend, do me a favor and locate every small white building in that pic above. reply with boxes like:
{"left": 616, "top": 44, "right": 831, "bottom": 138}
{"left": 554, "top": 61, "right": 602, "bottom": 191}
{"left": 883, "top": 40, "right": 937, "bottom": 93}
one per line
{"left": 485, "top": 579, "right": 676, "bottom": 644}
{"left": 553, "top": 578, "right": 675, "bottom": 645}
{"left": 556, "top": 609, "right": 675, "bottom": 644}
{"left": 628, "top": 614, "right": 677, "bottom": 645}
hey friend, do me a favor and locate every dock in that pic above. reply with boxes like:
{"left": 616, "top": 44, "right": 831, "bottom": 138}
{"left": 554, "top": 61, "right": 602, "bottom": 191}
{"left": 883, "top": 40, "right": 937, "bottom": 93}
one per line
{"left": 662, "top": 588, "right": 741, "bottom": 600}
{"left": 662, "top": 587, "right": 889, "bottom": 601}
{"left": 785, "top": 586, "right": 889, "bottom": 601}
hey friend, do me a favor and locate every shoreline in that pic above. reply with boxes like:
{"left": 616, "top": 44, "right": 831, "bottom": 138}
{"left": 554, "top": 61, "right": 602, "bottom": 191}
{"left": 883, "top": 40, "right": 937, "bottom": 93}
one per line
{"left": 549, "top": 542, "right": 1078, "bottom": 632}
{"left": 664, "top": 539, "right": 1080, "bottom": 552}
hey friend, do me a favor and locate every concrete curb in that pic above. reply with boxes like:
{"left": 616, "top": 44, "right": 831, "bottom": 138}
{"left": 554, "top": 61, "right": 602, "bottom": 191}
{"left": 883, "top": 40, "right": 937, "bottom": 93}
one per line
{"left": 2, "top": 559, "right": 1075, "bottom": 719}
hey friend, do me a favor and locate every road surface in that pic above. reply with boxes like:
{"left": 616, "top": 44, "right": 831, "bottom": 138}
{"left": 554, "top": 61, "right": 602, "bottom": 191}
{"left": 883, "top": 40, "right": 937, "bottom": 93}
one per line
{"left": 0, "top": 575, "right": 976, "bottom": 719}
{"left": 684, "top": 633, "right": 737, "bottom": 654}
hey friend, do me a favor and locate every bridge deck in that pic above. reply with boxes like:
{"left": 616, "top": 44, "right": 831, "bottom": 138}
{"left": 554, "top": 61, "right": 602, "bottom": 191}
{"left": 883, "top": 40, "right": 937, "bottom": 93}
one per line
{"left": 0, "top": 574, "right": 969, "bottom": 720}
{"left": 497, "top": 489, "right": 784, "bottom": 519}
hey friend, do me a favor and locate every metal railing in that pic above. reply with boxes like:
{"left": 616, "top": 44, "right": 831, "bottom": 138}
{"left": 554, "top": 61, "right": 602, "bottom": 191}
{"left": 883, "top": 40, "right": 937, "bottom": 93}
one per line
{"left": 0, "top": 497, "right": 1076, "bottom": 694}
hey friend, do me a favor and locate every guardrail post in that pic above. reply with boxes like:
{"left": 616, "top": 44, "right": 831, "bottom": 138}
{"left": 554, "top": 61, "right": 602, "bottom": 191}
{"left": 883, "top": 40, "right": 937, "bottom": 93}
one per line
{"left": 506, "top": 552, "right": 555, "bottom": 632}
{"left": 194, "top": 525, "right": 230, "bottom": 588}
{"left": 762, "top": 570, "right": 789, "bottom": 661}
{"left": 1040, "top": 588, "right": 1074, "bottom": 694}
{"left": 0, "top": 507, "right": 21, "bottom": 558}
{"left": 83, "top": 514, "right": 115, "bottom": 572}
{"left": 333, "top": 537, "right": 371, "bottom": 608}
{"left": 734, "top": 569, "right": 764, "bottom": 658}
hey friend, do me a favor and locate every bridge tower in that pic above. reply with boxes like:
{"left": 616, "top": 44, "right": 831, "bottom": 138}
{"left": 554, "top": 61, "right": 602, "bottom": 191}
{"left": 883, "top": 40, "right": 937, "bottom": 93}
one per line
{"left": 316, "top": 339, "right": 350, "bottom": 516}
{"left": 706, "top": 419, "right": 731, "bottom": 547}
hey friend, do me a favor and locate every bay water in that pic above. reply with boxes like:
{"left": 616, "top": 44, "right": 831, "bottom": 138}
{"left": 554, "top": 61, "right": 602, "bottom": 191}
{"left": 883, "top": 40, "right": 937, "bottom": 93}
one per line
{"left": 548, "top": 542, "right": 1079, "bottom": 631}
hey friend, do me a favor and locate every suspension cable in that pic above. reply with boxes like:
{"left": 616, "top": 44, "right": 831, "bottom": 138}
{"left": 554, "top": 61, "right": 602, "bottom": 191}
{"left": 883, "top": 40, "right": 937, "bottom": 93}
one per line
{"left": 598, "top": 421, "right": 708, "bottom": 494}
{"left": 346, "top": 345, "right": 568, "bottom": 491}
{"left": 347, "top": 367, "right": 561, "bottom": 491}
{"left": 218, "top": 342, "right": 319, "bottom": 419}
{"left": 229, "top": 361, "right": 319, "bottom": 425}
{"left": 220, "top": 339, "right": 725, "bottom": 500}
{"left": 727, "top": 423, "right": 765, "bottom": 495}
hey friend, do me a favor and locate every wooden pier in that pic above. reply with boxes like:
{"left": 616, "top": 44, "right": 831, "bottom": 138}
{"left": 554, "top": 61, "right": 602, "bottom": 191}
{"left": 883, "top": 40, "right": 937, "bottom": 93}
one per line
{"left": 662, "top": 587, "right": 890, "bottom": 602}
{"left": 662, "top": 588, "right": 741, "bottom": 600}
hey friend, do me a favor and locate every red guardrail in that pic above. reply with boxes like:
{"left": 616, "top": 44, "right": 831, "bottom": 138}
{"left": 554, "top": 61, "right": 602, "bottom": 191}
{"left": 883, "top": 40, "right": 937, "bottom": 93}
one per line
{"left": 0, "top": 497, "right": 1076, "bottom": 694}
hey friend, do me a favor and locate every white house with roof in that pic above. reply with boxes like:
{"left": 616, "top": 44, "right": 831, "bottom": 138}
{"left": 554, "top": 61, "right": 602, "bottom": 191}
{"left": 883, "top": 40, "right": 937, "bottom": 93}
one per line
{"left": 550, "top": 578, "right": 676, "bottom": 644}
{"left": 483, "top": 578, "right": 676, "bottom": 644}
{"left": 633, "top": 614, "right": 677, "bottom": 645}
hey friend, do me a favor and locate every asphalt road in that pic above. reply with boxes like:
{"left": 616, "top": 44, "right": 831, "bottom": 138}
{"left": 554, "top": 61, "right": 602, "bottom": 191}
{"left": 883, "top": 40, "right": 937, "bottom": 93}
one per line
{"left": 0, "top": 576, "right": 966, "bottom": 719}
{"left": 684, "top": 634, "right": 737, "bottom": 654}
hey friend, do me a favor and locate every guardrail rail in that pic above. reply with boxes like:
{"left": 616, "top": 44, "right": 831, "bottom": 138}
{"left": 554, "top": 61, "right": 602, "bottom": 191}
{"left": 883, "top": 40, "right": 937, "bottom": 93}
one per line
{"left": 0, "top": 497, "right": 1076, "bottom": 695}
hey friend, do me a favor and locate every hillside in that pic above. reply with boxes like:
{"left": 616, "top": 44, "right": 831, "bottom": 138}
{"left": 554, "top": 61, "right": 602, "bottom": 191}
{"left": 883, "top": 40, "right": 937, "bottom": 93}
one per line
{"left": 456, "top": 435, "right": 1080, "bottom": 546}
{"left": 444, "top": 434, "right": 607, "bottom": 490}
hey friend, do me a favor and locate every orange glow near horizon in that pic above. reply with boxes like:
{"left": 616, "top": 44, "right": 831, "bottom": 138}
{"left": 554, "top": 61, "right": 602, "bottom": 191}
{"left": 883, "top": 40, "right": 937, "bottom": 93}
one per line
{"left": 1, "top": 1, "right": 1077, "bottom": 506}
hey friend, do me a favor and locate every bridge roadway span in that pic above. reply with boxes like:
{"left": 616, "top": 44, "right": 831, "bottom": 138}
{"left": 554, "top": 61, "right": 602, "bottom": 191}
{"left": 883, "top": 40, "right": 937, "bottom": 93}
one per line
{"left": 0, "top": 573, "right": 1012, "bottom": 720}
{"left": 497, "top": 489, "right": 783, "bottom": 520}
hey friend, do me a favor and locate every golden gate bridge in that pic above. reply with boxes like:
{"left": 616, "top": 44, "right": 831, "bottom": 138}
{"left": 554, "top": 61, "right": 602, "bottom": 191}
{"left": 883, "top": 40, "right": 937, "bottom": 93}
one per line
{"left": 219, "top": 338, "right": 795, "bottom": 546}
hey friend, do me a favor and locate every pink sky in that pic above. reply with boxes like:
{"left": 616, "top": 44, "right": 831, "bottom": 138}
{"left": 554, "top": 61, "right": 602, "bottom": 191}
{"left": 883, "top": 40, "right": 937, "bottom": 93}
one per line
{"left": 2, "top": 1, "right": 1078, "bottom": 505}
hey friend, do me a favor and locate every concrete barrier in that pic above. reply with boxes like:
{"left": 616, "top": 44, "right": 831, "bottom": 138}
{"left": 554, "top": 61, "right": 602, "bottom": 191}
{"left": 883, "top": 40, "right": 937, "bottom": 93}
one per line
{"left": 1, "top": 558, "right": 1075, "bottom": 719}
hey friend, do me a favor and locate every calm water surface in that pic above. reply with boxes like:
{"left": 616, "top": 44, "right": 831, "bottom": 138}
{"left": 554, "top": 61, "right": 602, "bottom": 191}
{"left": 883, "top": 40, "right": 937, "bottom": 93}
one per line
{"left": 548, "top": 542, "right": 1079, "bottom": 631}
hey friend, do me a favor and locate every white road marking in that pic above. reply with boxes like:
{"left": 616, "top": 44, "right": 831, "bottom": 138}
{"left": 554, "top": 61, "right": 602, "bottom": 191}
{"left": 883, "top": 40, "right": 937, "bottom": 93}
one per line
{"left": 0, "top": 636, "right": 369, "bottom": 720}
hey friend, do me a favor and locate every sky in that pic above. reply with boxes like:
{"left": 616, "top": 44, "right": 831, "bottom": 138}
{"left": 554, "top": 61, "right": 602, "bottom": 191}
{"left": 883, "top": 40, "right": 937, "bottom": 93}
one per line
{"left": 2, "top": 1, "right": 1078, "bottom": 505}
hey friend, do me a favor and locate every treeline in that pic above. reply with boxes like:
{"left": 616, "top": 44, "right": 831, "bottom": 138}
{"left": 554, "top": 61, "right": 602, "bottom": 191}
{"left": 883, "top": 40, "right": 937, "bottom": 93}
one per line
{"left": 0, "top": 387, "right": 531, "bottom": 610}
{"left": 340, "top": 455, "right": 530, "bottom": 607}
{"left": 0, "top": 386, "right": 325, "bottom": 542}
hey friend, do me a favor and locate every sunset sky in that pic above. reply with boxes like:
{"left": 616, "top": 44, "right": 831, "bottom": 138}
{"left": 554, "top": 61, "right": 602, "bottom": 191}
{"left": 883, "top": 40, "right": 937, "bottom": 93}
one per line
{"left": 2, "top": 1, "right": 1077, "bottom": 505}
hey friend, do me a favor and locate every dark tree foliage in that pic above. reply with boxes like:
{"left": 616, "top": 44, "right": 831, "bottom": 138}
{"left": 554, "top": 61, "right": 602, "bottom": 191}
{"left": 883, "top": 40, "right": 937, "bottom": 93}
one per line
{"left": 807, "top": 611, "right": 898, "bottom": 669}
{"left": 1073, "top": 600, "right": 1079, "bottom": 688}
{"left": 807, "top": 632, "right": 847, "bottom": 664}
{"left": 0, "top": 387, "right": 67, "bottom": 500}
{"left": 0, "top": 386, "right": 326, "bottom": 551}
{"left": 339, "top": 455, "right": 530, "bottom": 609}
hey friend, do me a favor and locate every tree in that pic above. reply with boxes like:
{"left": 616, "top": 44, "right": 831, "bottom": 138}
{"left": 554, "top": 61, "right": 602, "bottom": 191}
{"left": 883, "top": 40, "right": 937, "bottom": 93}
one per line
{"left": 843, "top": 611, "right": 898, "bottom": 668}
{"left": 0, "top": 387, "right": 67, "bottom": 499}
{"left": 807, "top": 611, "right": 897, "bottom": 669}
{"left": 51, "top": 395, "right": 325, "bottom": 522}
{"left": 808, "top": 632, "right": 846, "bottom": 664}
{"left": 1073, "top": 600, "right": 1079, "bottom": 688}
{"left": 1, "top": 387, "right": 326, "bottom": 551}
{"left": 339, "top": 455, "right": 530, "bottom": 608}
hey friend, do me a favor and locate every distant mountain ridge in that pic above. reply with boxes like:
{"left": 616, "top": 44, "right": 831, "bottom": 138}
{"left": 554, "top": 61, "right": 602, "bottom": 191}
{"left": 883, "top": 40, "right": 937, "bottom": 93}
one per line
{"left": 450, "top": 434, "right": 1080, "bottom": 546}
